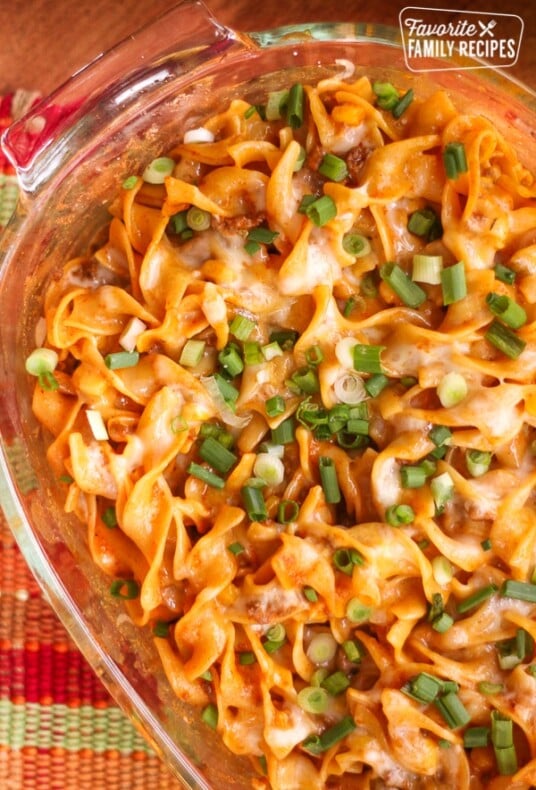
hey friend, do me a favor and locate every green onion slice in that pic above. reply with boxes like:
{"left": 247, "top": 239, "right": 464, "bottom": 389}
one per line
{"left": 343, "top": 233, "right": 371, "bottom": 258}
{"left": 297, "top": 686, "right": 329, "bottom": 714}
{"left": 142, "top": 156, "right": 175, "bottom": 184}
{"left": 441, "top": 261, "right": 467, "bottom": 305}
{"left": 380, "top": 262, "right": 427, "bottom": 308}
{"left": 486, "top": 292, "right": 527, "bottom": 329}
{"left": 319, "top": 456, "right": 341, "bottom": 504}
{"left": 485, "top": 319, "right": 526, "bottom": 359}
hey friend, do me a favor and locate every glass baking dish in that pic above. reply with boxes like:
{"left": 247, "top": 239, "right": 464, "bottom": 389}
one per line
{"left": 0, "top": 1, "right": 535, "bottom": 787}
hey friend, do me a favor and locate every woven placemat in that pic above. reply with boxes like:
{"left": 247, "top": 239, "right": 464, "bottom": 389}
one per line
{"left": 0, "top": 92, "right": 184, "bottom": 790}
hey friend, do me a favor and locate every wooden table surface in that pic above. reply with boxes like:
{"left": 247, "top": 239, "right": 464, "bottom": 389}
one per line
{"left": 0, "top": 0, "right": 535, "bottom": 96}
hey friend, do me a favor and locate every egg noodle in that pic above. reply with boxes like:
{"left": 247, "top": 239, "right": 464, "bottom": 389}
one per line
{"left": 28, "top": 65, "right": 536, "bottom": 788}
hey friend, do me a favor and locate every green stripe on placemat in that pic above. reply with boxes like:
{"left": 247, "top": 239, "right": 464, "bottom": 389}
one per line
{"left": 0, "top": 699, "right": 154, "bottom": 753}
{"left": 0, "top": 173, "right": 18, "bottom": 228}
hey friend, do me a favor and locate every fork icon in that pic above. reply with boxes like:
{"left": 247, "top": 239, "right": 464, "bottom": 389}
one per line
{"left": 478, "top": 19, "right": 497, "bottom": 37}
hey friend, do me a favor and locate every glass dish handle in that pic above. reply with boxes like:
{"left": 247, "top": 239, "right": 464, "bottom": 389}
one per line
{"left": 0, "top": 0, "right": 252, "bottom": 195}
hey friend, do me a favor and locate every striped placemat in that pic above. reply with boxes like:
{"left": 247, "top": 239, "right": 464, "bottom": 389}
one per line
{"left": 0, "top": 92, "right": 184, "bottom": 790}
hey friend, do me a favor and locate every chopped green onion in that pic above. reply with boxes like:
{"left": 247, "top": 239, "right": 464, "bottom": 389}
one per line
{"left": 187, "top": 462, "right": 225, "bottom": 489}
{"left": 242, "top": 484, "right": 268, "bottom": 521}
{"left": 214, "top": 372, "right": 239, "bottom": 406}
{"left": 246, "top": 226, "right": 279, "bottom": 245}
{"left": 303, "top": 195, "right": 337, "bottom": 227}
{"left": 494, "top": 262, "right": 516, "bottom": 285}
{"left": 227, "top": 541, "right": 245, "bottom": 555}
{"left": 306, "top": 632, "right": 338, "bottom": 665}
{"left": 110, "top": 578, "right": 139, "bottom": 600}
{"left": 372, "top": 81, "right": 399, "bottom": 110}
{"left": 346, "top": 597, "right": 372, "bottom": 623}
{"left": 500, "top": 579, "right": 536, "bottom": 602}
{"left": 481, "top": 538, "right": 492, "bottom": 551}
{"left": 392, "top": 89, "right": 414, "bottom": 118}
{"left": 218, "top": 344, "right": 244, "bottom": 377}
{"left": 333, "top": 547, "right": 364, "bottom": 575}
{"left": 319, "top": 456, "right": 341, "bottom": 504}
{"left": 437, "top": 371, "right": 468, "bottom": 408}
{"left": 412, "top": 254, "right": 443, "bottom": 285}
{"left": 430, "top": 472, "right": 455, "bottom": 512}
{"left": 25, "top": 348, "right": 59, "bottom": 381}
{"left": 269, "top": 329, "right": 298, "bottom": 350}
{"left": 432, "top": 612, "right": 454, "bottom": 633}
{"left": 491, "top": 711, "right": 514, "bottom": 749}
{"left": 179, "top": 339, "right": 205, "bottom": 367}
{"left": 434, "top": 691, "right": 471, "bottom": 729}
{"left": 385, "top": 503, "right": 415, "bottom": 526}
{"left": 290, "top": 367, "right": 319, "bottom": 394}
{"left": 400, "top": 464, "right": 427, "bottom": 489}
{"left": 244, "top": 240, "right": 261, "bottom": 255}
{"left": 230, "top": 314, "right": 256, "bottom": 340}
{"left": 302, "top": 715, "right": 356, "bottom": 754}
{"left": 199, "top": 436, "right": 237, "bottom": 474}
{"left": 365, "top": 373, "right": 389, "bottom": 397}
{"left": 241, "top": 341, "right": 261, "bottom": 366}
{"left": 321, "top": 670, "right": 350, "bottom": 696}
{"left": 170, "top": 210, "right": 189, "bottom": 234}
{"left": 310, "top": 668, "right": 329, "bottom": 687}
{"left": 122, "top": 175, "right": 138, "bottom": 190}
{"left": 485, "top": 319, "right": 526, "bottom": 359}
{"left": 263, "top": 638, "right": 286, "bottom": 654}
{"left": 104, "top": 351, "right": 140, "bottom": 370}
{"left": 478, "top": 681, "right": 504, "bottom": 695}
{"left": 432, "top": 555, "right": 454, "bottom": 586}
{"left": 486, "top": 292, "right": 527, "bottom": 329}
{"left": 380, "top": 262, "right": 426, "bottom": 308}
{"left": 407, "top": 208, "right": 442, "bottom": 241}
{"left": 238, "top": 650, "right": 256, "bottom": 665}
{"left": 186, "top": 206, "right": 211, "bottom": 231}
{"left": 265, "top": 395, "right": 285, "bottom": 417}
{"left": 456, "top": 584, "right": 498, "bottom": 613}
{"left": 297, "top": 686, "right": 329, "bottom": 714}
{"left": 495, "top": 744, "right": 518, "bottom": 776}
{"left": 266, "top": 624, "right": 286, "bottom": 643}
{"left": 253, "top": 453, "right": 285, "bottom": 486}
{"left": 361, "top": 272, "right": 379, "bottom": 297}
{"left": 293, "top": 145, "right": 306, "bottom": 172}
{"left": 271, "top": 417, "right": 295, "bottom": 445}
{"left": 466, "top": 449, "right": 492, "bottom": 478}
{"left": 142, "top": 156, "right": 175, "bottom": 184}
{"left": 404, "top": 672, "right": 443, "bottom": 703}
{"left": 152, "top": 620, "right": 171, "bottom": 638}
{"left": 303, "top": 586, "right": 318, "bottom": 603}
{"left": 343, "top": 233, "right": 371, "bottom": 258}
{"left": 278, "top": 499, "right": 300, "bottom": 524}
{"left": 443, "top": 142, "right": 468, "bottom": 179}
{"left": 261, "top": 341, "right": 283, "bottom": 361}
{"left": 305, "top": 345, "right": 324, "bottom": 366}
{"left": 201, "top": 702, "right": 218, "bottom": 729}
{"left": 441, "top": 261, "right": 467, "bottom": 305}
{"left": 318, "top": 153, "right": 348, "bottom": 182}
{"left": 342, "top": 639, "right": 364, "bottom": 663}
{"left": 102, "top": 506, "right": 117, "bottom": 528}
{"left": 286, "top": 83, "right": 304, "bottom": 129}
{"left": 353, "top": 344, "right": 385, "bottom": 374}
{"left": 464, "top": 726, "right": 490, "bottom": 749}
{"left": 265, "top": 89, "right": 289, "bottom": 120}
{"left": 429, "top": 425, "right": 452, "bottom": 447}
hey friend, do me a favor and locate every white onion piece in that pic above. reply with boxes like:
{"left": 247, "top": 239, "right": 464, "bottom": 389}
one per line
{"left": 335, "top": 58, "right": 356, "bottom": 80}
{"left": 119, "top": 317, "right": 147, "bottom": 352}
{"left": 333, "top": 371, "right": 367, "bottom": 404}
{"left": 86, "top": 409, "right": 109, "bottom": 441}
{"left": 183, "top": 127, "right": 215, "bottom": 144}
{"left": 201, "top": 376, "right": 251, "bottom": 429}
{"left": 335, "top": 336, "right": 357, "bottom": 369}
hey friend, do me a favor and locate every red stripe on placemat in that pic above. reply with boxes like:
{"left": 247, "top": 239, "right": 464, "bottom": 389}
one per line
{"left": 0, "top": 647, "right": 112, "bottom": 706}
